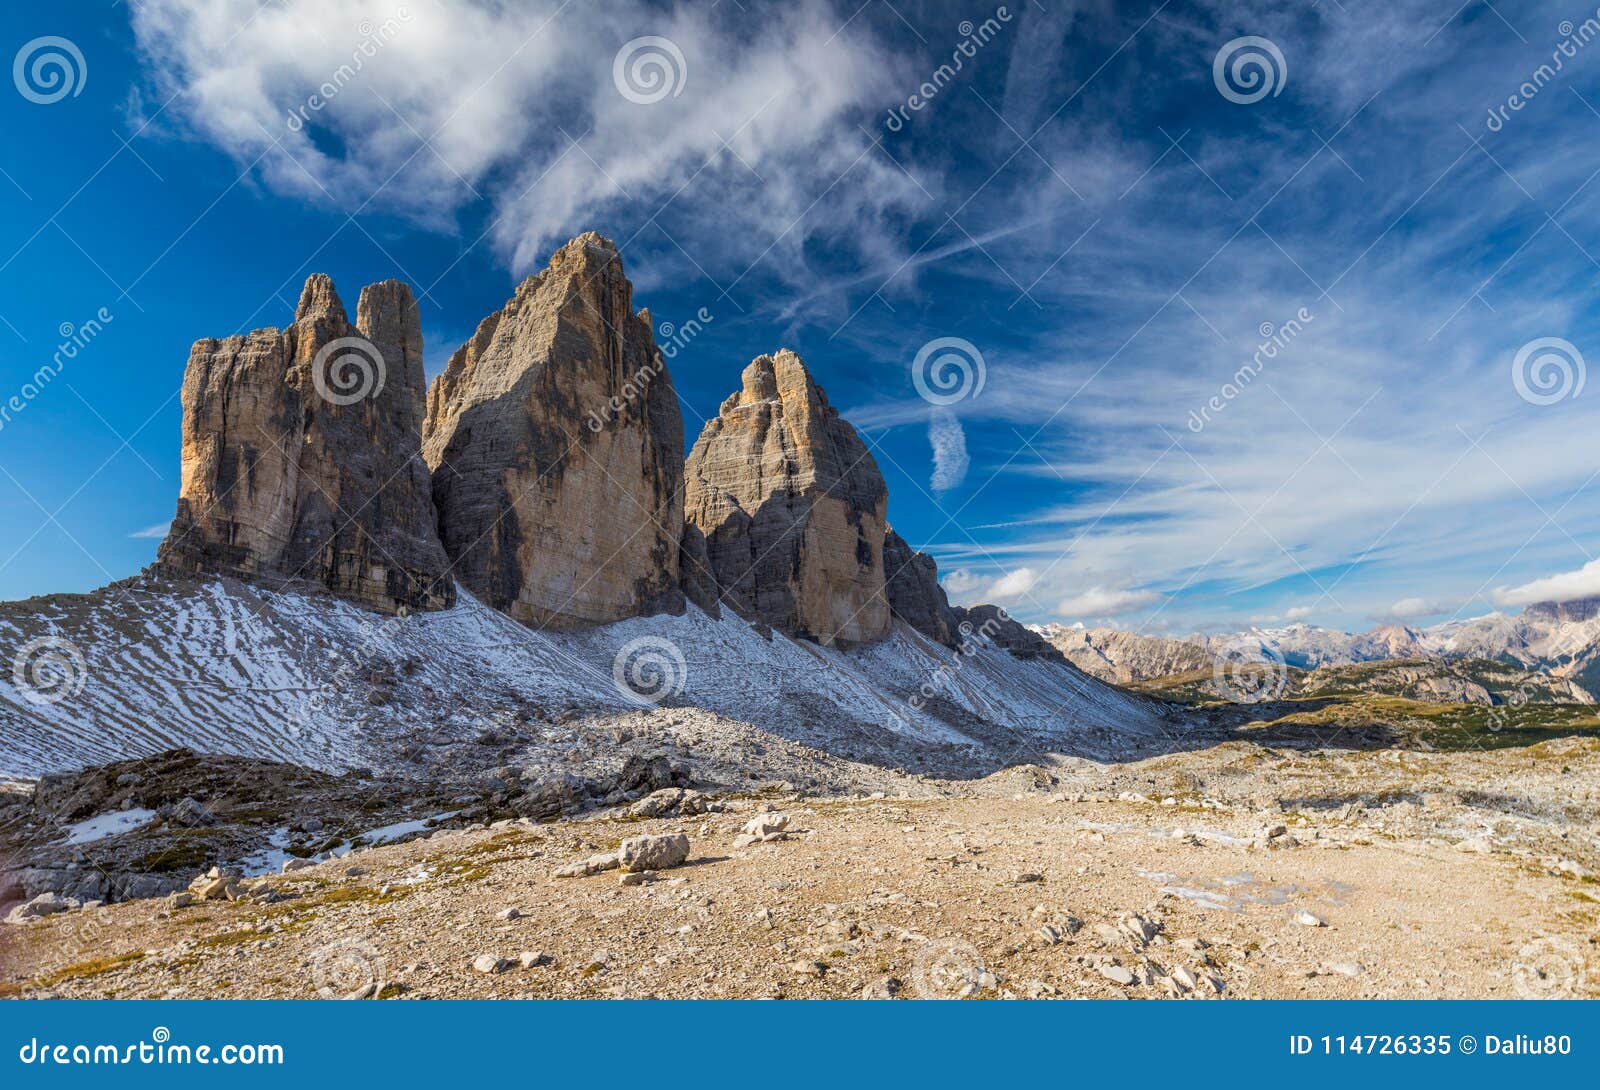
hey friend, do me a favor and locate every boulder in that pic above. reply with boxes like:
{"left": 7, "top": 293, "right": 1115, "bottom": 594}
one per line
{"left": 733, "top": 811, "right": 791, "bottom": 848}
{"left": 685, "top": 350, "right": 891, "bottom": 647}
{"left": 554, "top": 851, "right": 620, "bottom": 878}
{"left": 158, "top": 275, "right": 453, "bottom": 614}
{"left": 617, "top": 833, "right": 690, "bottom": 872}
{"left": 2, "top": 892, "right": 76, "bottom": 924}
{"left": 423, "top": 233, "right": 686, "bottom": 628}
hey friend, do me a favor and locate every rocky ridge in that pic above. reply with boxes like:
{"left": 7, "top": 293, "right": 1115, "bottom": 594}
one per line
{"left": 1042, "top": 603, "right": 1600, "bottom": 692}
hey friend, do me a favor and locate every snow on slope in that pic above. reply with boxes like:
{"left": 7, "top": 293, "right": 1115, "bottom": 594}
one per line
{"left": 0, "top": 575, "right": 1169, "bottom": 779}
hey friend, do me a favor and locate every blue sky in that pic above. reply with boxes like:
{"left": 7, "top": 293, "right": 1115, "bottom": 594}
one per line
{"left": 2, "top": 0, "right": 1600, "bottom": 638}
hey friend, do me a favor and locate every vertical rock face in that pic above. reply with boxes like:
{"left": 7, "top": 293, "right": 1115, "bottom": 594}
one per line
{"left": 159, "top": 276, "right": 454, "bottom": 614}
{"left": 883, "top": 528, "right": 961, "bottom": 647}
{"left": 684, "top": 350, "right": 891, "bottom": 647}
{"left": 421, "top": 233, "right": 685, "bottom": 628}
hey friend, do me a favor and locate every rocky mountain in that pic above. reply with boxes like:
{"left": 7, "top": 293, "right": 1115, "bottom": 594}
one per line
{"left": 1043, "top": 600, "right": 1600, "bottom": 691}
{"left": 1037, "top": 625, "right": 1212, "bottom": 684}
{"left": 0, "top": 232, "right": 1176, "bottom": 790}
{"left": 883, "top": 529, "right": 962, "bottom": 648}
{"left": 422, "top": 233, "right": 687, "bottom": 628}
{"left": 684, "top": 350, "right": 891, "bottom": 648}
{"left": 157, "top": 275, "right": 453, "bottom": 615}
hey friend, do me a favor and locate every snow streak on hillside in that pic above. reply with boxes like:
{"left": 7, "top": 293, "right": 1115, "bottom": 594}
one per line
{"left": 0, "top": 577, "right": 1169, "bottom": 779}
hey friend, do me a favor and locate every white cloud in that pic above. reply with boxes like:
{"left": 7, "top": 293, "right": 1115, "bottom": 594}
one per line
{"left": 1386, "top": 597, "right": 1450, "bottom": 619}
{"left": 1493, "top": 559, "right": 1600, "bottom": 608}
{"left": 939, "top": 566, "right": 1040, "bottom": 606}
{"left": 941, "top": 568, "right": 984, "bottom": 597}
{"left": 1284, "top": 605, "right": 1314, "bottom": 620}
{"left": 928, "top": 409, "right": 969, "bottom": 493}
{"left": 987, "top": 567, "right": 1039, "bottom": 601}
{"left": 128, "top": 522, "right": 170, "bottom": 539}
{"left": 1055, "top": 586, "right": 1160, "bottom": 619}
{"left": 129, "top": 0, "right": 922, "bottom": 280}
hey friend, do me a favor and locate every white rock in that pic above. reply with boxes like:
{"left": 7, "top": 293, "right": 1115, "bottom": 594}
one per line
{"left": 618, "top": 833, "right": 690, "bottom": 872}
{"left": 1097, "top": 963, "right": 1135, "bottom": 986}
{"left": 1294, "top": 910, "right": 1325, "bottom": 927}
{"left": 740, "top": 813, "right": 790, "bottom": 842}
{"left": 554, "top": 851, "right": 620, "bottom": 878}
{"left": 472, "top": 954, "right": 510, "bottom": 974}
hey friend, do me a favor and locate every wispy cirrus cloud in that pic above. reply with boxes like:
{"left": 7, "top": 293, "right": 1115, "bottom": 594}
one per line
{"left": 928, "top": 409, "right": 969, "bottom": 493}
{"left": 129, "top": 0, "right": 924, "bottom": 286}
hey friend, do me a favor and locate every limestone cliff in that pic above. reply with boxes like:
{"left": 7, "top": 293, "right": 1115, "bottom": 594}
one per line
{"left": 684, "top": 350, "right": 890, "bottom": 647}
{"left": 422, "top": 233, "right": 685, "bottom": 628}
{"left": 158, "top": 275, "right": 453, "bottom": 614}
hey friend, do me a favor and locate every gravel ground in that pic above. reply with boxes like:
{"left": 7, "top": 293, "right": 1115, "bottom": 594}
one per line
{"left": 5, "top": 736, "right": 1597, "bottom": 1001}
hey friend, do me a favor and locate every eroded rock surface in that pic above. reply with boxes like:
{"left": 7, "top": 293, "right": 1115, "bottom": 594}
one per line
{"left": 883, "top": 528, "right": 961, "bottom": 647}
{"left": 685, "top": 350, "right": 890, "bottom": 647}
{"left": 158, "top": 275, "right": 452, "bottom": 614}
{"left": 422, "top": 234, "right": 685, "bottom": 628}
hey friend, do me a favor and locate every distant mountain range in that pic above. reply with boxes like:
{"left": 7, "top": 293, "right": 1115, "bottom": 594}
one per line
{"left": 1036, "top": 597, "right": 1600, "bottom": 691}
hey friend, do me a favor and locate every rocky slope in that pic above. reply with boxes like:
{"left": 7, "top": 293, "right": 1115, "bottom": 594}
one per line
{"left": 422, "top": 234, "right": 687, "bottom": 628}
{"left": 157, "top": 275, "right": 453, "bottom": 614}
{"left": 883, "top": 529, "right": 962, "bottom": 647}
{"left": 1296, "top": 658, "right": 1595, "bottom": 706}
{"left": 685, "top": 350, "right": 891, "bottom": 648}
{"left": 0, "top": 572, "right": 1170, "bottom": 784}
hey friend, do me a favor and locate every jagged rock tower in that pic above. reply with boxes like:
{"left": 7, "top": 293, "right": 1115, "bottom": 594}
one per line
{"left": 158, "top": 234, "right": 961, "bottom": 645}
{"left": 421, "top": 233, "right": 690, "bottom": 628}
{"left": 684, "top": 350, "right": 894, "bottom": 647}
{"left": 158, "top": 275, "right": 453, "bottom": 614}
